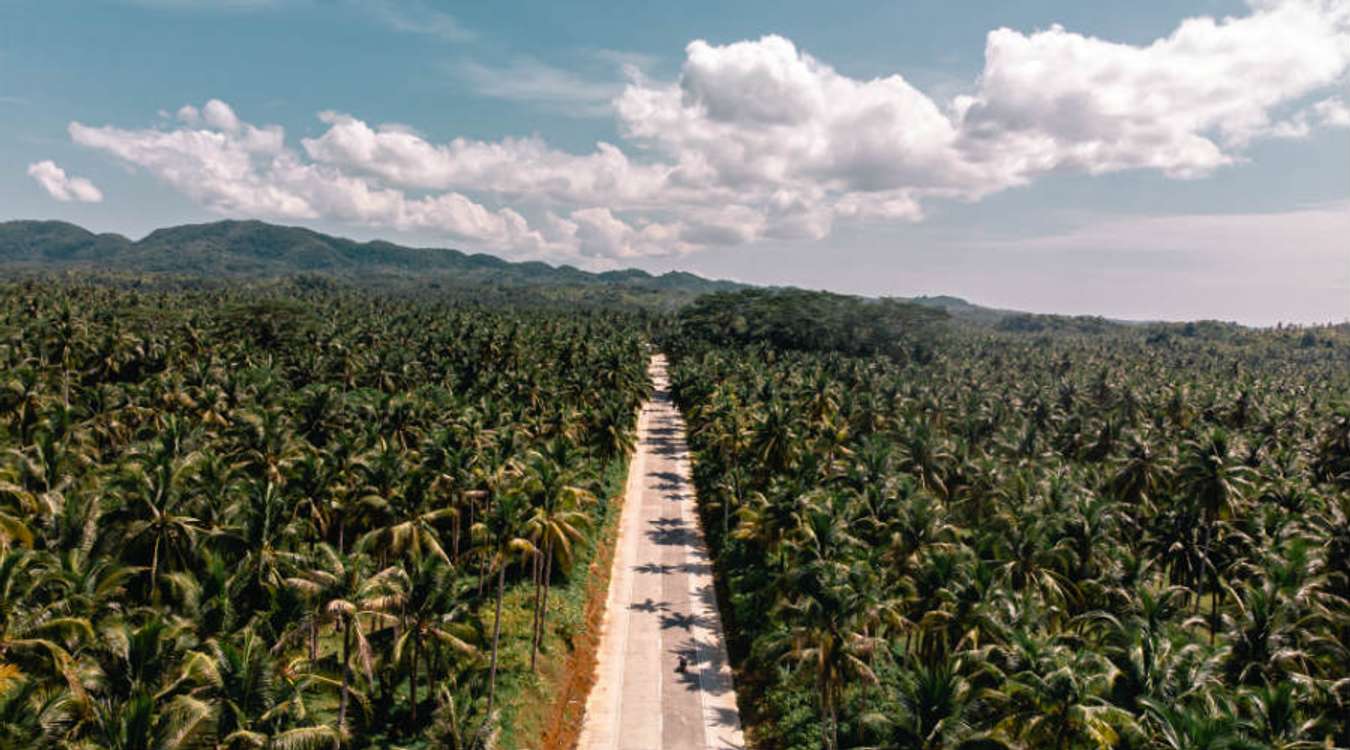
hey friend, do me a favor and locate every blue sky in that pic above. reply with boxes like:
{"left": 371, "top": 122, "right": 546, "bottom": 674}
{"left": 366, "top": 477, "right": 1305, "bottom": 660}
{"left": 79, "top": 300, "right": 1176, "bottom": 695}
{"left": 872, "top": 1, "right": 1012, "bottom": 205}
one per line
{"left": 2, "top": 0, "right": 1347, "bottom": 324}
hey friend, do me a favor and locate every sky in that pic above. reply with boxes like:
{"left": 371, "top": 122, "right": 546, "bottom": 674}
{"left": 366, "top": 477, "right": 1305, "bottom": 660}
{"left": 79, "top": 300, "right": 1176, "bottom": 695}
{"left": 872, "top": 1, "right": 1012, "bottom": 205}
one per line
{"left": 1, "top": 0, "right": 1347, "bottom": 325}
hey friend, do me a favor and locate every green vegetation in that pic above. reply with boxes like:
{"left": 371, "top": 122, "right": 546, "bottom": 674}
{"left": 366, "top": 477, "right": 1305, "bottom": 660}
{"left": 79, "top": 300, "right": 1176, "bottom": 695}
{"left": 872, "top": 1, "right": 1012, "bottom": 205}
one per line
{"left": 672, "top": 289, "right": 949, "bottom": 360}
{"left": 6, "top": 232, "right": 1345, "bottom": 750}
{"left": 0, "top": 279, "right": 649, "bottom": 748}
{"left": 0, "top": 219, "right": 744, "bottom": 310}
{"left": 665, "top": 300, "right": 1350, "bottom": 750}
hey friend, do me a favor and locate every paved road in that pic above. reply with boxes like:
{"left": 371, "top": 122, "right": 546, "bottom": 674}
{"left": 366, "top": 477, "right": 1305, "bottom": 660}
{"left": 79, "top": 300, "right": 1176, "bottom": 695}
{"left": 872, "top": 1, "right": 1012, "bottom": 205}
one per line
{"left": 578, "top": 355, "right": 745, "bottom": 750}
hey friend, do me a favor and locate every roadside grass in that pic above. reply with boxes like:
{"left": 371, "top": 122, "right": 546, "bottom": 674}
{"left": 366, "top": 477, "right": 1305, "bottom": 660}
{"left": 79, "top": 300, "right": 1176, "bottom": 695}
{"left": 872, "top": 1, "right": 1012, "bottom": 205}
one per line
{"left": 280, "top": 453, "right": 630, "bottom": 749}
{"left": 490, "top": 455, "right": 630, "bottom": 749}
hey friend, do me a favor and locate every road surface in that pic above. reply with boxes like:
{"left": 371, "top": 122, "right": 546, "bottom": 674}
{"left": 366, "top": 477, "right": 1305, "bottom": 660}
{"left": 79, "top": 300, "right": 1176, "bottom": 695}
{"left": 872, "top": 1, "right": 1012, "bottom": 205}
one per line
{"left": 577, "top": 355, "right": 745, "bottom": 750}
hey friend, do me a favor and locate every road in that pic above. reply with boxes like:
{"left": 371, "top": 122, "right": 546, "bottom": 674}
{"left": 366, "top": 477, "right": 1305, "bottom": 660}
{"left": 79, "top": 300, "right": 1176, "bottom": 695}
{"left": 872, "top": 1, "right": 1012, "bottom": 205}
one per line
{"left": 577, "top": 355, "right": 745, "bottom": 750}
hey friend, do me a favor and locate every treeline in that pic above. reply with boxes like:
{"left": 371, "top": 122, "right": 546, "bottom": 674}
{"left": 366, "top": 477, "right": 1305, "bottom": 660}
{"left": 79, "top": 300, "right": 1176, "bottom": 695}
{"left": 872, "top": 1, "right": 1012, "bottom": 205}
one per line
{"left": 669, "top": 289, "right": 949, "bottom": 360}
{"left": 668, "top": 325, "right": 1350, "bottom": 749}
{"left": 0, "top": 280, "right": 649, "bottom": 748}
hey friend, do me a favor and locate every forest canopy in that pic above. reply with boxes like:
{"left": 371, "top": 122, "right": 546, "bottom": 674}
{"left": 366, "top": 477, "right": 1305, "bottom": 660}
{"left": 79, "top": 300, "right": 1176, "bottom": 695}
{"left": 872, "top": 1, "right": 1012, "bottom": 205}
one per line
{"left": 673, "top": 289, "right": 949, "bottom": 359}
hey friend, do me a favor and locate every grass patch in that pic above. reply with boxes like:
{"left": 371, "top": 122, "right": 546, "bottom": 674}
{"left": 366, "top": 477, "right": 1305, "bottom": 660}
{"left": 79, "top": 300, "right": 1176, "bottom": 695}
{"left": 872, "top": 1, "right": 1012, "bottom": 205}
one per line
{"left": 488, "top": 455, "right": 631, "bottom": 749}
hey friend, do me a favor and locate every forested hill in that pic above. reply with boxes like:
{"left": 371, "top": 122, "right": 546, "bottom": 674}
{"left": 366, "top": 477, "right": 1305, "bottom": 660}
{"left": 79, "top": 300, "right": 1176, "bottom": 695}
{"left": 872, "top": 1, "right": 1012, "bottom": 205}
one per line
{"left": 2, "top": 218, "right": 1277, "bottom": 330}
{"left": 0, "top": 218, "right": 746, "bottom": 297}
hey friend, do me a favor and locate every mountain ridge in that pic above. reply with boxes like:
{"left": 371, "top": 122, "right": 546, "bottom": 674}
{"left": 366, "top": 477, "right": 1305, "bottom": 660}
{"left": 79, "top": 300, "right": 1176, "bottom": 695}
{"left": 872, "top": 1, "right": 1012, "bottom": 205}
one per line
{"left": 0, "top": 218, "right": 749, "bottom": 296}
{"left": 2, "top": 217, "right": 1056, "bottom": 323}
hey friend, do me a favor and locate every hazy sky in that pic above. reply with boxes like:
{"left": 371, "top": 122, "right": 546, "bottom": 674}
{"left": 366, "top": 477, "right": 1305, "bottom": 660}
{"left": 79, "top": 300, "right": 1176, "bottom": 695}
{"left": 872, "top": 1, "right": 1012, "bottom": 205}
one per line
{"left": 2, "top": 0, "right": 1347, "bottom": 324}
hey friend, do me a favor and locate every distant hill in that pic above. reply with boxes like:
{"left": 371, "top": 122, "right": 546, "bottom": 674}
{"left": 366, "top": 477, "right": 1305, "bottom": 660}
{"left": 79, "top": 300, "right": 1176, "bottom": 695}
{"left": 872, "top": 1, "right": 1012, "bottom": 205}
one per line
{"left": 0, "top": 219, "right": 747, "bottom": 302}
{"left": 907, "top": 294, "right": 1025, "bottom": 325}
{"left": 2, "top": 218, "right": 1070, "bottom": 322}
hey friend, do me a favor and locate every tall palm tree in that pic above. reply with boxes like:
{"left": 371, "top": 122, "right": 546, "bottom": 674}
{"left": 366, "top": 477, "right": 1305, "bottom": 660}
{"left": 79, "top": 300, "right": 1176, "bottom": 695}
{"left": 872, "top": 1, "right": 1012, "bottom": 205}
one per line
{"left": 394, "top": 556, "right": 477, "bottom": 724}
{"left": 286, "top": 544, "right": 403, "bottom": 736}
{"left": 522, "top": 444, "right": 592, "bottom": 670}
{"left": 1178, "top": 429, "right": 1254, "bottom": 641}
{"left": 112, "top": 444, "right": 204, "bottom": 595}
{"left": 771, "top": 562, "right": 881, "bottom": 750}
{"left": 471, "top": 488, "right": 536, "bottom": 738}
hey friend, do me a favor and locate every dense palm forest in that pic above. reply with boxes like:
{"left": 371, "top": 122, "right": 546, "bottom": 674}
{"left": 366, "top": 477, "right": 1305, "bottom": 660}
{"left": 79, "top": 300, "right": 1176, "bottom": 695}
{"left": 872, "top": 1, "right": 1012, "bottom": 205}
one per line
{"left": 0, "top": 280, "right": 649, "bottom": 748}
{"left": 666, "top": 292, "right": 1350, "bottom": 749}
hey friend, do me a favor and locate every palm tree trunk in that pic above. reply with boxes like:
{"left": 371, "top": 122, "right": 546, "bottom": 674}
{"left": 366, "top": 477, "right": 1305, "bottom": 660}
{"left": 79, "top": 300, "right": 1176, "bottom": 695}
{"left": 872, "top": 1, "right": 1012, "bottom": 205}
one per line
{"left": 411, "top": 636, "right": 419, "bottom": 723}
{"left": 486, "top": 561, "right": 506, "bottom": 725}
{"left": 425, "top": 636, "right": 436, "bottom": 719}
{"left": 1199, "top": 519, "right": 1213, "bottom": 637}
{"left": 530, "top": 545, "right": 543, "bottom": 671}
{"left": 825, "top": 684, "right": 838, "bottom": 750}
{"left": 1209, "top": 570, "right": 1220, "bottom": 645}
{"left": 339, "top": 621, "right": 351, "bottom": 733}
{"left": 452, "top": 507, "right": 461, "bottom": 561}
{"left": 535, "top": 539, "right": 556, "bottom": 666}
{"left": 150, "top": 534, "right": 161, "bottom": 600}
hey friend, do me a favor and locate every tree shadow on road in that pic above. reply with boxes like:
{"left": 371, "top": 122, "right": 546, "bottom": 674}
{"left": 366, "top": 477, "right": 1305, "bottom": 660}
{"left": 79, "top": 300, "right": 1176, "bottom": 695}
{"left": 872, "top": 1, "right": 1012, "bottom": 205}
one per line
{"left": 646, "top": 520, "right": 698, "bottom": 547}
{"left": 628, "top": 597, "right": 669, "bottom": 613}
{"left": 668, "top": 639, "right": 737, "bottom": 698}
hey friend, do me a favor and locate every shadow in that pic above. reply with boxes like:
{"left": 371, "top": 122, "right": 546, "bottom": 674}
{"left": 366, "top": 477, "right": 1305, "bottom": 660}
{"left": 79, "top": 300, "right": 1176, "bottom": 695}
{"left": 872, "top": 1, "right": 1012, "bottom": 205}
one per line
{"left": 634, "top": 562, "right": 677, "bottom": 575}
{"left": 668, "top": 639, "right": 737, "bottom": 697}
{"left": 628, "top": 597, "right": 670, "bottom": 613}
{"left": 694, "top": 582, "right": 720, "bottom": 609}
{"left": 649, "top": 516, "right": 685, "bottom": 527}
{"left": 710, "top": 706, "right": 741, "bottom": 730}
{"left": 647, "top": 525, "right": 699, "bottom": 547}
{"left": 660, "top": 610, "right": 714, "bottom": 631}
{"left": 647, "top": 471, "right": 685, "bottom": 485}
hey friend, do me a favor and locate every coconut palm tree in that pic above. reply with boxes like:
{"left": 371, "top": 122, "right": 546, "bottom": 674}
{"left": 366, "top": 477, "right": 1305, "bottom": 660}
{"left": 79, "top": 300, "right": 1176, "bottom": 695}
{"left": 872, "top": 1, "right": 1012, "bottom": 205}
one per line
{"left": 472, "top": 487, "right": 536, "bottom": 735}
{"left": 394, "top": 556, "right": 477, "bottom": 724}
{"left": 286, "top": 544, "right": 403, "bottom": 735}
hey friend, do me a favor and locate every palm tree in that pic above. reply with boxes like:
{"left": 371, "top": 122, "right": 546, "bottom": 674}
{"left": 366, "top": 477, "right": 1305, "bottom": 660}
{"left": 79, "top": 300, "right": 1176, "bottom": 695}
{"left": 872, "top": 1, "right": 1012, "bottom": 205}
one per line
{"left": 0, "top": 663, "right": 80, "bottom": 749}
{"left": 286, "top": 544, "right": 403, "bottom": 735}
{"left": 1178, "top": 429, "right": 1254, "bottom": 641}
{"left": 522, "top": 444, "right": 592, "bottom": 670}
{"left": 472, "top": 488, "right": 536, "bottom": 738}
{"left": 394, "top": 556, "right": 477, "bottom": 724}
{"left": 1109, "top": 433, "right": 1172, "bottom": 511}
{"left": 862, "top": 658, "right": 973, "bottom": 750}
{"left": 163, "top": 628, "right": 340, "bottom": 749}
{"left": 995, "top": 652, "right": 1134, "bottom": 750}
{"left": 771, "top": 561, "right": 881, "bottom": 750}
{"left": 112, "top": 443, "right": 204, "bottom": 595}
{"left": 1138, "top": 697, "right": 1261, "bottom": 750}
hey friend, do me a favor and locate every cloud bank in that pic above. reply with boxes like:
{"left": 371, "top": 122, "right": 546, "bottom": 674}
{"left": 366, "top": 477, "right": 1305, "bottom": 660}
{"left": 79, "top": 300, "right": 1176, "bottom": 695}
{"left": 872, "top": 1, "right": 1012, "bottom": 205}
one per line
{"left": 69, "top": 0, "right": 1350, "bottom": 261}
{"left": 27, "top": 160, "right": 104, "bottom": 203}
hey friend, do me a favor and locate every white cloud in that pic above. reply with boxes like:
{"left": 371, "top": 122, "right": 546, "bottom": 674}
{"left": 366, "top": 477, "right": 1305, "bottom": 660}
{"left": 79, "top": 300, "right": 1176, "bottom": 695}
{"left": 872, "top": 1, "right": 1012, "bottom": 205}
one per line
{"left": 68, "top": 0, "right": 1350, "bottom": 262}
{"left": 956, "top": 0, "right": 1350, "bottom": 179}
{"left": 362, "top": 0, "right": 474, "bottom": 43}
{"left": 1312, "top": 96, "right": 1350, "bottom": 126}
{"left": 300, "top": 111, "right": 669, "bottom": 202}
{"left": 27, "top": 160, "right": 104, "bottom": 203}
{"left": 69, "top": 104, "right": 552, "bottom": 255}
{"left": 453, "top": 57, "right": 623, "bottom": 117}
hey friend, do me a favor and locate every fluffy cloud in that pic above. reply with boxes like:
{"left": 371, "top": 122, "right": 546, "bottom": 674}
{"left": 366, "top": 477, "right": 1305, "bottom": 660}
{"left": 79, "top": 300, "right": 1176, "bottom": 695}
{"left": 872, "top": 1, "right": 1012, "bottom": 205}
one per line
{"left": 70, "top": 100, "right": 552, "bottom": 254}
{"left": 69, "top": 1, "right": 1350, "bottom": 261}
{"left": 957, "top": 0, "right": 1350, "bottom": 179}
{"left": 27, "top": 160, "right": 104, "bottom": 203}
